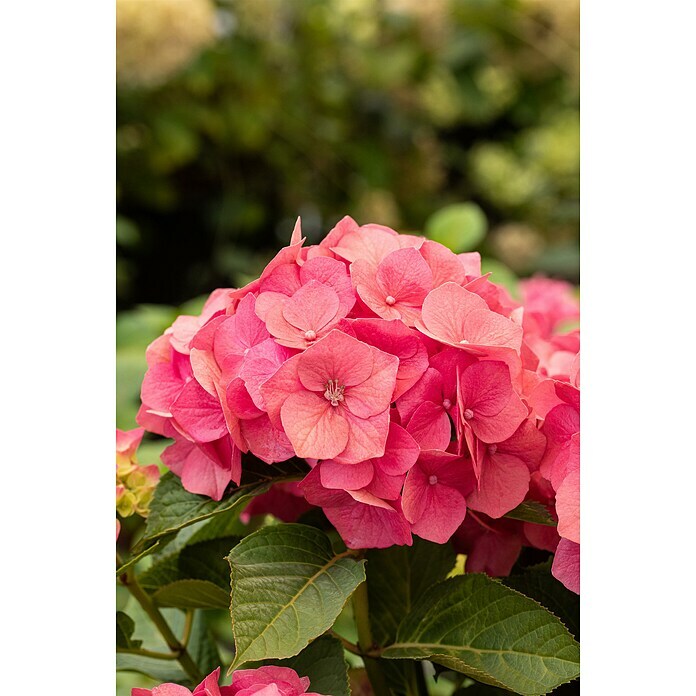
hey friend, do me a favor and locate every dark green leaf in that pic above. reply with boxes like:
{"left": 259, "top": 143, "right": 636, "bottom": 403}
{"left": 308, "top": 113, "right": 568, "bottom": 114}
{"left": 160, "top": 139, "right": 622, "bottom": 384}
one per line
{"left": 227, "top": 523, "right": 365, "bottom": 669}
{"left": 152, "top": 579, "right": 230, "bottom": 609}
{"left": 504, "top": 500, "right": 557, "bottom": 526}
{"left": 367, "top": 539, "right": 456, "bottom": 695}
{"left": 503, "top": 561, "right": 580, "bottom": 640}
{"left": 139, "top": 459, "right": 307, "bottom": 547}
{"left": 116, "top": 611, "right": 142, "bottom": 650}
{"left": 382, "top": 574, "right": 580, "bottom": 696}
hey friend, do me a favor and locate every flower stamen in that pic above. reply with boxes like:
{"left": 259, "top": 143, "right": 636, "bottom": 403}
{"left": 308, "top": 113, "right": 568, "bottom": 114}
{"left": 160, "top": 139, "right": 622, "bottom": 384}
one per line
{"left": 324, "top": 379, "right": 345, "bottom": 406}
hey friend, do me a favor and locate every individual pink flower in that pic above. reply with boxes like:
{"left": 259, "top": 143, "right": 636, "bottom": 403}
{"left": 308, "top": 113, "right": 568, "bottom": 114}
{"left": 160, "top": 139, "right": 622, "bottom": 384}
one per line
{"left": 416, "top": 282, "right": 523, "bottom": 355}
{"left": 402, "top": 450, "right": 477, "bottom": 543}
{"left": 457, "top": 360, "right": 528, "bottom": 454}
{"left": 466, "top": 419, "right": 546, "bottom": 519}
{"left": 261, "top": 330, "right": 398, "bottom": 463}
{"left": 351, "top": 247, "right": 433, "bottom": 326}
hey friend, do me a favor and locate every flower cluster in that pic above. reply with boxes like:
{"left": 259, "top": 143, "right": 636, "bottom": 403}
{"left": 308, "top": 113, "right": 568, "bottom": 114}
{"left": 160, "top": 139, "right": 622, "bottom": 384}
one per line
{"left": 116, "top": 427, "right": 159, "bottom": 537}
{"left": 137, "top": 218, "right": 580, "bottom": 592}
{"left": 132, "top": 666, "right": 327, "bottom": 696}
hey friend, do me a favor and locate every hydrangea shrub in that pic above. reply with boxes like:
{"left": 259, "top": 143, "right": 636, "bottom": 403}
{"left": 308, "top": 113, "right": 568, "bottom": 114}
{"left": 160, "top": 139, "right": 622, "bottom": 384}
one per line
{"left": 117, "top": 217, "right": 579, "bottom": 696}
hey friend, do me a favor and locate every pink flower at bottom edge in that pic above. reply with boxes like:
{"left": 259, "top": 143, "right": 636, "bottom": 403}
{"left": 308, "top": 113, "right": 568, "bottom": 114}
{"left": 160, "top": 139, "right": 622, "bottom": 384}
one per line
{"left": 552, "top": 538, "right": 580, "bottom": 594}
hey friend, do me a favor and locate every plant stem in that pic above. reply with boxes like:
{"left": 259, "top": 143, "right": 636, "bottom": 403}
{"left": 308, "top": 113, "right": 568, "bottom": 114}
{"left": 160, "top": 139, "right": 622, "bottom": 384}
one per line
{"left": 117, "top": 646, "right": 178, "bottom": 660}
{"left": 329, "top": 630, "right": 362, "bottom": 656}
{"left": 120, "top": 567, "right": 202, "bottom": 683}
{"left": 414, "top": 660, "right": 429, "bottom": 696}
{"left": 353, "top": 580, "right": 391, "bottom": 696}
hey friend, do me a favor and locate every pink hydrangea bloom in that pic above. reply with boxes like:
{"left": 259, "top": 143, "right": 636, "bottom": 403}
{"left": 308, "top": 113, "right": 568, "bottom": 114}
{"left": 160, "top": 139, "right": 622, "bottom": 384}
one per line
{"left": 135, "top": 218, "right": 579, "bottom": 587}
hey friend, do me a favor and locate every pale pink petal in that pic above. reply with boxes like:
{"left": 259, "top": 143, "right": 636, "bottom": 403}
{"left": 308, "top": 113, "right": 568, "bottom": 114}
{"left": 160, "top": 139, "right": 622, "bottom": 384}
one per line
{"left": 331, "top": 226, "right": 400, "bottom": 267}
{"left": 375, "top": 247, "right": 433, "bottom": 306}
{"left": 141, "top": 362, "right": 186, "bottom": 414}
{"left": 281, "top": 391, "right": 350, "bottom": 460}
{"left": 116, "top": 427, "right": 144, "bottom": 458}
{"left": 469, "top": 394, "right": 528, "bottom": 444}
{"left": 239, "top": 338, "right": 294, "bottom": 410}
{"left": 281, "top": 281, "right": 340, "bottom": 332}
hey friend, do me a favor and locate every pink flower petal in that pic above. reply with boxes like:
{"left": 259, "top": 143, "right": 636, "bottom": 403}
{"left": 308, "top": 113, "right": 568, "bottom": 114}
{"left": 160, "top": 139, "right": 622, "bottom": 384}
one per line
{"left": 552, "top": 538, "right": 580, "bottom": 594}
{"left": 320, "top": 459, "right": 374, "bottom": 490}
{"left": 296, "top": 330, "right": 373, "bottom": 392}
{"left": 281, "top": 391, "right": 350, "bottom": 460}
{"left": 170, "top": 379, "right": 227, "bottom": 442}
{"left": 467, "top": 452, "right": 531, "bottom": 519}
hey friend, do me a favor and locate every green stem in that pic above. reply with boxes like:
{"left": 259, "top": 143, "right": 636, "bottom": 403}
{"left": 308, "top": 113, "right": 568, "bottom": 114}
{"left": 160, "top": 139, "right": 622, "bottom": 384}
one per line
{"left": 353, "top": 581, "right": 391, "bottom": 696}
{"left": 120, "top": 567, "right": 202, "bottom": 683}
{"left": 117, "top": 646, "right": 178, "bottom": 660}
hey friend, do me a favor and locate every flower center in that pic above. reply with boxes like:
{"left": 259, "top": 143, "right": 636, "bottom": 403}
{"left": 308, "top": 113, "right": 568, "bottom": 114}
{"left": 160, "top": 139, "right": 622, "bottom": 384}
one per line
{"left": 385, "top": 295, "right": 396, "bottom": 306}
{"left": 442, "top": 398, "right": 452, "bottom": 410}
{"left": 324, "top": 379, "right": 345, "bottom": 407}
{"left": 459, "top": 339, "right": 470, "bottom": 345}
{"left": 428, "top": 475, "right": 438, "bottom": 485}
{"left": 463, "top": 408, "right": 474, "bottom": 420}
{"left": 488, "top": 444, "right": 497, "bottom": 455}
{"left": 304, "top": 329, "right": 317, "bottom": 342}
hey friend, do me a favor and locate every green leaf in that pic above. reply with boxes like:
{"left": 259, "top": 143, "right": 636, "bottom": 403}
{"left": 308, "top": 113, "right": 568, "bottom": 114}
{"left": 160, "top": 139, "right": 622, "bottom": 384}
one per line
{"left": 227, "top": 523, "right": 366, "bottom": 669}
{"left": 116, "top": 539, "right": 163, "bottom": 576}
{"left": 116, "top": 611, "right": 142, "bottom": 650}
{"left": 503, "top": 561, "right": 580, "bottom": 640}
{"left": 152, "top": 579, "right": 230, "bottom": 609}
{"left": 382, "top": 574, "right": 579, "bottom": 696}
{"left": 367, "top": 539, "right": 456, "bottom": 695}
{"left": 367, "top": 538, "right": 456, "bottom": 646}
{"left": 425, "top": 203, "right": 488, "bottom": 252}
{"left": 504, "top": 500, "right": 557, "bottom": 526}
{"left": 267, "top": 636, "right": 351, "bottom": 696}
{"left": 139, "top": 458, "right": 308, "bottom": 548}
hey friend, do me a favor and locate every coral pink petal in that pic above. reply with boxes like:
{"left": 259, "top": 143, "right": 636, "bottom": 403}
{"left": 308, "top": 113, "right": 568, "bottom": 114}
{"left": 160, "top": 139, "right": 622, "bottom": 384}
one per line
{"left": 333, "top": 409, "right": 391, "bottom": 464}
{"left": 281, "top": 280, "right": 340, "bottom": 332}
{"left": 259, "top": 354, "right": 302, "bottom": 428}
{"left": 300, "top": 256, "right": 355, "bottom": 316}
{"left": 116, "top": 427, "right": 144, "bottom": 457}
{"left": 241, "top": 414, "right": 295, "bottom": 464}
{"left": 459, "top": 361, "right": 514, "bottom": 416}
{"left": 376, "top": 423, "right": 421, "bottom": 475}
{"left": 467, "top": 453, "right": 531, "bottom": 518}
{"left": 141, "top": 362, "right": 186, "bottom": 414}
{"left": 348, "top": 318, "right": 429, "bottom": 399}
{"left": 343, "top": 348, "right": 398, "bottom": 418}
{"left": 331, "top": 227, "right": 400, "bottom": 266}
{"left": 396, "top": 367, "right": 443, "bottom": 425}
{"left": 405, "top": 402, "right": 451, "bottom": 450}
{"left": 419, "top": 240, "right": 467, "bottom": 287}
{"left": 170, "top": 379, "right": 227, "bottom": 442}
{"left": 376, "top": 247, "right": 433, "bottom": 306}
{"left": 556, "top": 467, "right": 580, "bottom": 543}
{"left": 281, "top": 391, "right": 350, "bottom": 460}
{"left": 297, "top": 330, "right": 373, "bottom": 391}
{"left": 418, "top": 282, "right": 489, "bottom": 344}
{"left": 552, "top": 538, "right": 580, "bottom": 594}
{"left": 239, "top": 338, "right": 294, "bottom": 410}
{"left": 470, "top": 394, "right": 528, "bottom": 444}
{"left": 227, "top": 378, "right": 264, "bottom": 420}
{"left": 320, "top": 459, "right": 374, "bottom": 490}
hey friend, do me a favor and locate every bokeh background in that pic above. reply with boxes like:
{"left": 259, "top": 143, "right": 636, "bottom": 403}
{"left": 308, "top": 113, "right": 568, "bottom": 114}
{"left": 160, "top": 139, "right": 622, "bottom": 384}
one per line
{"left": 116, "top": 1, "right": 578, "bottom": 690}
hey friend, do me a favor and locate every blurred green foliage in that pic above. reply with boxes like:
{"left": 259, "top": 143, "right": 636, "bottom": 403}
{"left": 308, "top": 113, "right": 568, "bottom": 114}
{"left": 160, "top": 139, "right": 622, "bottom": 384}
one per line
{"left": 117, "top": 0, "right": 579, "bottom": 310}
